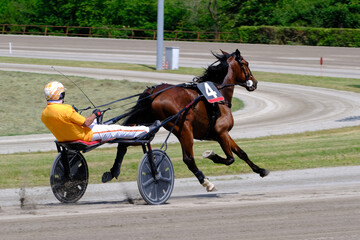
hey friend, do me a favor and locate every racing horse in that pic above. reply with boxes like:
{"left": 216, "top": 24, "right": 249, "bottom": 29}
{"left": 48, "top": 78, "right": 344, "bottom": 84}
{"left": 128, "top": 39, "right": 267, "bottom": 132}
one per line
{"left": 124, "top": 49, "right": 270, "bottom": 191}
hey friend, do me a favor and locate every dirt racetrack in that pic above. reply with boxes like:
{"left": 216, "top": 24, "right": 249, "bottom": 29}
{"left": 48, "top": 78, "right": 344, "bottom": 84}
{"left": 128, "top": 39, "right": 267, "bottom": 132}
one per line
{"left": 1, "top": 194, "right": 359, "bottom": 240}
{"left": 1, "top": 167, "right": 360, "bottom": 240}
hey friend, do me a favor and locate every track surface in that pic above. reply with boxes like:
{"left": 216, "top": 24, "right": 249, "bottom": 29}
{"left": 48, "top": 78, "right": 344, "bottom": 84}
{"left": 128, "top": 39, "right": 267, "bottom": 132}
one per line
{"left": 0, "top": 36, "right": 360, "bottom": 239}
{"left": 1, "top": 167, "right": 360, "bottom": 240}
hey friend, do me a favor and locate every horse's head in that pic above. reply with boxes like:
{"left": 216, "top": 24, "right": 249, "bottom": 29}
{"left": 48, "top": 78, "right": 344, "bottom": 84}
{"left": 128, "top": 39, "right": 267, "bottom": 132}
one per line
{"left": 222, "top": 49, "right": 258, "bottom": 92}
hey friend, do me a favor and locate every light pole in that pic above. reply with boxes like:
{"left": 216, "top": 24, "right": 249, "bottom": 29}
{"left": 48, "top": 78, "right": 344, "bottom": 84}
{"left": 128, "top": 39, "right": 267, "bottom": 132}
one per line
{"left": 156, "top": 0, "right": 164, "bottom": 70}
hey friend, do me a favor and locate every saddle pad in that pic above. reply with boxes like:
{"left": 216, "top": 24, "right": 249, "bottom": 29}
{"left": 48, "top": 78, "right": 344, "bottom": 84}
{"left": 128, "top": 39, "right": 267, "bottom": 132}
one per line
{"left": 197, "top": 82, "right": 224, "bottom": 103}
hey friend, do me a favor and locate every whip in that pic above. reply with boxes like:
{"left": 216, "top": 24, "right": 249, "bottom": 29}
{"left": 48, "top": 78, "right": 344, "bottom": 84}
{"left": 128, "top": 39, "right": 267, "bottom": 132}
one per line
{"left": 51, "top": 66, "right": 96, "bottom": 108}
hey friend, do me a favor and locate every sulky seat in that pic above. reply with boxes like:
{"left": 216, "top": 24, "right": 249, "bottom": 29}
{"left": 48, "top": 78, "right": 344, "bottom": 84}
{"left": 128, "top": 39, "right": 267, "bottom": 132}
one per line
{"left": 56, "top": 140, "right": 103, "bottom": 153}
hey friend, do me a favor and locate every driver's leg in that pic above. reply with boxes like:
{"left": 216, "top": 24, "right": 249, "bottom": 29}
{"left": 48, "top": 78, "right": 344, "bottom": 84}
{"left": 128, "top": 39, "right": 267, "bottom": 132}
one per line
{"left": 91, "top": 124, "right": 149, "bottom": 141}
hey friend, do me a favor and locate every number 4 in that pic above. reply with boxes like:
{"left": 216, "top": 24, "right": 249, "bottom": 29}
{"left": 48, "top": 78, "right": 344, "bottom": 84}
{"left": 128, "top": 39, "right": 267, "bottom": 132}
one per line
{"left": 205, "top": 82, "right": 217, "bottom": 98}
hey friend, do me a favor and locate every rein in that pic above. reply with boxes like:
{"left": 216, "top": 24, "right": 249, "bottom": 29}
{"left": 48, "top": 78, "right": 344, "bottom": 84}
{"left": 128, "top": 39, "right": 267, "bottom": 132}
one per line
{"left": 218, "top": 83, "right": 244, "bottom": 90}
{"left": 95, "top": 93, "right": 143, "bottom": 108}
{"left": 79, "top": 82, "right": 192, "bottom": 111}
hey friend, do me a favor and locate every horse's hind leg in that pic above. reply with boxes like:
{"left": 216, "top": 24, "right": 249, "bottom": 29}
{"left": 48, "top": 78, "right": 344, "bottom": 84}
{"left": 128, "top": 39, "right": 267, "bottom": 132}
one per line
{"left": 204, "top": 133, "right": 269, "bottom": 177}
{"left": 230, "top": 139, "right": 270, "bottom": 177}
{"left": 203, "top": 149, "right": 235, "bottom": 166}
{"left": 203, "top": 133, "right": 235, "bottom": 166}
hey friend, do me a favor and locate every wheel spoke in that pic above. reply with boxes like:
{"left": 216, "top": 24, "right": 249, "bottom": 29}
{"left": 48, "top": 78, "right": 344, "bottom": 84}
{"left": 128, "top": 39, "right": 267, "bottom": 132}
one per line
{"left": 153, "top": 183, "right": 159, "bottom": 201}
{"left": 144, "top": 161, "right": 152, "bottom": 173}
{"left": 155, "top": 154, "right": 165, "bottom": 168}
{"left": 142, "top": 177, "right": 155, "bottom": 188}
{"left": 158, "top": 176, "right": 172, "bottom": 184}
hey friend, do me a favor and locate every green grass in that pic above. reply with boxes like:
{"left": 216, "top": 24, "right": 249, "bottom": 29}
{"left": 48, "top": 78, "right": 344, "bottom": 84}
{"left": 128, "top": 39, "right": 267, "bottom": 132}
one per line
{"left": 254, "top": 71, "right": 360, "bottom": 93}
{"left": 0, "top": 126, "right": 359, "bottom": 189}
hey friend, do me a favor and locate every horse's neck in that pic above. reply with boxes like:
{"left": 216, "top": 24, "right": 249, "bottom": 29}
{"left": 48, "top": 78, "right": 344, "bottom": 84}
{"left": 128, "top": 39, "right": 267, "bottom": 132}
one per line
{"left": 219, "top": 70, "right": 235, "bottom": 103}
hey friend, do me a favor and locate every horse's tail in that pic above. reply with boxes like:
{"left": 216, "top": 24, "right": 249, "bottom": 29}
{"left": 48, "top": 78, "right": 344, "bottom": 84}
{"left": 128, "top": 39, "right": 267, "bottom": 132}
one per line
{"left": 123, "top": 91, "right": 154, "bottom": 126}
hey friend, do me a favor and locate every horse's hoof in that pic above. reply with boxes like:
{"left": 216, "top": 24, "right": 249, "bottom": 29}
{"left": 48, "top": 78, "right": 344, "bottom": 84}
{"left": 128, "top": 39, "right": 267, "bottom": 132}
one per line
{"left": 260, "top": 168, "right": 270, "bottom": 178}
{"left": 102, "top": 171, "right": 114, "bottom": 183}
{"left": 225, "top": 158, "right": 234, "bottom": 166}
{"left": 202, "top": 178, "right": 216, "bottom": 192}
{"left": 202, "top": 150, "right": 214, "bottom": 159}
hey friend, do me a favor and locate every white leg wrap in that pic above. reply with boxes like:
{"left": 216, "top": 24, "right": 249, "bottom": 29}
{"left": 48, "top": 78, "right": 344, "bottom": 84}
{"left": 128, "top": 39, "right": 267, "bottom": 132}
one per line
{"left": 202, "top": 178, "right": 216, "bottom": 192}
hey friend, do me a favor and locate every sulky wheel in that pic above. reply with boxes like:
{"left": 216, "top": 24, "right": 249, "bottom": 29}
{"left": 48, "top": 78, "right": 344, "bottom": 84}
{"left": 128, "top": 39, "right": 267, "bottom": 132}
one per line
{"left": 137, "top": 149, "right": 174, "bottom": 205}
{"left": 50, "top": 151, "right": 89, "bottom": 203}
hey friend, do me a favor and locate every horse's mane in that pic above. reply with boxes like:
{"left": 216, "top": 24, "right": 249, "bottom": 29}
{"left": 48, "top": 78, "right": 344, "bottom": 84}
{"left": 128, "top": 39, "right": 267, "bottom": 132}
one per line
{"left": 193, "top": 52, "right": 230, "bottom": 84}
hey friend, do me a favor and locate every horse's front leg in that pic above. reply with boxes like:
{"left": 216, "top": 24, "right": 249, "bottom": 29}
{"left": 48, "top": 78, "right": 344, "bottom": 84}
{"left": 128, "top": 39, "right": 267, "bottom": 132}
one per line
{"left": 178, "top": 127, "right": 216, "bottom": 192}
{"left": 102, "top": 143, "right": 127, "bottom": 183}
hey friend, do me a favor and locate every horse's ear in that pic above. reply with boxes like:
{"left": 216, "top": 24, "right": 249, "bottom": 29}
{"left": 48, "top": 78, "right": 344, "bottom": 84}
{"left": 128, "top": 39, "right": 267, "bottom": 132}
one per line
{"left": 220, "top": 49, "right": 229, "bottom": 55}
{"left": 235, "top": 49, "right": 241, "bottom": 59}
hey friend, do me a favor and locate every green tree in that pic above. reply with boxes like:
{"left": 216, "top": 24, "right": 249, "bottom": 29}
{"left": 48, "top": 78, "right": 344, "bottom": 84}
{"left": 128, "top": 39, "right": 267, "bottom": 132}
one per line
{"left": 1, "top": 0, "right": 359, "bottom": 32}
{"left": 164, "top": 0, "right": 189, "bottom": 30}
{"left": 225, "top": 0, "right": 279, "bottom": 27}
{"left": 103, "top": 0, "right": 157, "bottom": 29}
{"left": 0, "top": 0, "right": 38, "bottom": 24}
{"left": 224, "top": 0, "right": 360, "bottom": 28}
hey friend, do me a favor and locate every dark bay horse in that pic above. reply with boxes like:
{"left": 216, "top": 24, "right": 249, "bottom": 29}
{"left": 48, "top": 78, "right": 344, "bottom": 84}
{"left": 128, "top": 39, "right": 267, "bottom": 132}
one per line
{"left": 124, "top": 49, "right": 269, "bottom": 191}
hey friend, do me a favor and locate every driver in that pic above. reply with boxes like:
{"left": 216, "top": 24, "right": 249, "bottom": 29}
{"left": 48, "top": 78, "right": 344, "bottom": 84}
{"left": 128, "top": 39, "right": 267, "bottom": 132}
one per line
{"left": 41, "top": 81, "right": 161, "bottom": 183}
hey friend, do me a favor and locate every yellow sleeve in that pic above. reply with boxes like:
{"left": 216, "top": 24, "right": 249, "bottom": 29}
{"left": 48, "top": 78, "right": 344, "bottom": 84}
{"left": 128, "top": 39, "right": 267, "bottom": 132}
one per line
{"left": 70, "top": 111, "right": 86, "bottom": 126}
{"left": 65, "top": 105, "right": 86, "bottom": 126}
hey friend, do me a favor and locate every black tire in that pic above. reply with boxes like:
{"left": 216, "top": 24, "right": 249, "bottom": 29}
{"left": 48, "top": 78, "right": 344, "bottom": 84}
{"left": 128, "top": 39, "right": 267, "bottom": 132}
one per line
{"left": 50, "top": 151, "right": 89, "bottom": 203}
{"left": 137, "top": 149, "right": 174, "bottom": 205}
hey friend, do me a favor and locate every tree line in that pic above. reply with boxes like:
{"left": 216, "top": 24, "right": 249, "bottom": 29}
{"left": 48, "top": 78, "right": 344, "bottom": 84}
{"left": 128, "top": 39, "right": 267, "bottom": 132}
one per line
{"left": 1, "top": 0, "right": 359, "bottom": 47}
{"left": 1, "top": 0, "right": 359, "bottom": 32}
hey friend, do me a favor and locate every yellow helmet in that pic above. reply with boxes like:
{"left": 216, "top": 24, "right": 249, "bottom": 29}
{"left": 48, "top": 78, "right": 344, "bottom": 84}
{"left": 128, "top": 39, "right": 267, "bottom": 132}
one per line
{"left": 44, "top": 81, "right": 65, "bottom": 101}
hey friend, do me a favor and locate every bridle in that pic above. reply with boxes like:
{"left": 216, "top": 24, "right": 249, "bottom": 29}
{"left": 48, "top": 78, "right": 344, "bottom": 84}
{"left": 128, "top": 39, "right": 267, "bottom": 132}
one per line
{"left": 235, "top": 55, "right": 254, "bottom": 83}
